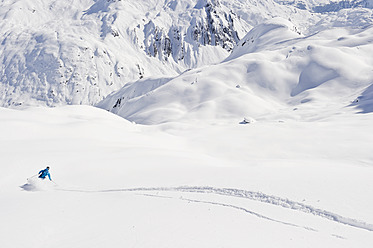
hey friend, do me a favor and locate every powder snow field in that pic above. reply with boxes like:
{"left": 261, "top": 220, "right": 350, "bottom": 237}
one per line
{"left": 0, "top": 104, "right": 373, "bottom": 247}
{"left": 1, "top": 0, "right": 373, "bottom": 247}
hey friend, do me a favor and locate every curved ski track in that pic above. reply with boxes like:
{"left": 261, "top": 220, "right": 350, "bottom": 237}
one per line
{"left": 60, "top": 186, "right": 373, "bottom": 232}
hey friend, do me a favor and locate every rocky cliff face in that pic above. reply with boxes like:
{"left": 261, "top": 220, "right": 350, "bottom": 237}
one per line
{"left": 190, "top": 0, "right": 241, "bottom": 51}
{"left": 136, "top": 0, "right": 247, "bottom": 68}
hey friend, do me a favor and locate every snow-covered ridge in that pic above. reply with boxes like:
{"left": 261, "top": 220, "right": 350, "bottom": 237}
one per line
{"left": 98, "top": 18, "right": 373, "bottom": 124}
{"left": 276, "top": 0, "right": 373, "bottom": 11}
{"left": 0, "top": 0, "right": 373, "bottom": 111}
{"left": 0, "top": 0, "right": 252, "bottom": 107}
{"left": 313, "top": 0, "right": 373, "bottom": 12}
{"left": 227, "top": 18, "right": 302, "bottom": 60}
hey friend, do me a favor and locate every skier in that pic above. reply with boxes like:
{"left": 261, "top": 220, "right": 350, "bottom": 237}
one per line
{"left": 38, "top": 166, "right": 51, "bottom": 181}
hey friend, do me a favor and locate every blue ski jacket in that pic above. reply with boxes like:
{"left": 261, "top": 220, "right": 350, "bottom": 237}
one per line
{"left": 39, "top": 168, "right": 51, "bottom": 180}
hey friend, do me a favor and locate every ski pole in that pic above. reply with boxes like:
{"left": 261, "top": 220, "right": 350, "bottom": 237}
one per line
{"left": 27, "top": 174, "right": 38, "bottom": 180}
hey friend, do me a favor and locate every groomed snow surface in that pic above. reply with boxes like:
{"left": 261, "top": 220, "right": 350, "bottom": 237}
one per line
{"left": 0, "top": 105, "right": 372, "bottom": 247}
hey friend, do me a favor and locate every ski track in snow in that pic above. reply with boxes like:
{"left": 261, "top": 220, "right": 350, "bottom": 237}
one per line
{"left": 141, "top": 192, "right": 318, "bottom": 232}
{"left": 58, "top": 186, "right": 373, "bottom": 232}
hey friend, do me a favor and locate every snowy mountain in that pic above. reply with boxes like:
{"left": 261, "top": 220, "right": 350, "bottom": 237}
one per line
{"left": 312, "top": 0, "right": 373, "bottom": 12}
{"left": 276, "top": 0, "right": 373, "bottom": 11}
{"left": 97, "top": 17, "right": 373, "bottom": 124}
{"left": 0, "top": 0, "right": 372, "bottom": 118}
{"left": 0, "top": 0, "right": 251, "bottom": 107}
{"left": 1, "top": 1, "right": 373, "bottom": 247}
{"left": 1, "top": 0, "right": 367, "bottom": 108}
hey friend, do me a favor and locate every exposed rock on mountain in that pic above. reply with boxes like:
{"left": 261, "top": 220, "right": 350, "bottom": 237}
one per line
{"left": 97, "top": 18, "right": 373, "bottom": 124}
{"left": 0, "top": 0, "right": 372, "bottom": 108}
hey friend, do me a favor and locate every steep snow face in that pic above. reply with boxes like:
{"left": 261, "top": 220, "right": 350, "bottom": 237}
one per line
{"left": 1, "top": 0, "right": 373, "bottom": 109}
{"left": 0, "top": 0, "right": 251, "bottom": 108}
{"left": 0, "top": 0, "right": 176, "bottom": 107}
{"left": 0, "top": 0, "right": 327, "bottom": 108}
{"left": 98, "top": 18, "right": 373, "bottom": 124}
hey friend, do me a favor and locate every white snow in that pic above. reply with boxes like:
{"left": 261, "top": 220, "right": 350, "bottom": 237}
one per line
{"left": 97, "top": 18, "right": 373, "bottom": 125}
{"left": 0, "top": 103, "right": 373, "bottom": 247}
{"left": 1, "top": 0, "right": 373, "bottom": 247}
{"left": 3, "top": 0, "right": 372, "bottom": 107}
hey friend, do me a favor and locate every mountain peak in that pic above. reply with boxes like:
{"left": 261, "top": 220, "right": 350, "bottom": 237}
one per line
{"left": 1, "top": 0, "right": 373, "bottom": 108}
{"left": 195, "top": 0, "right": 221, "bottom": 9}
{"left": 227, "top": 18, "right": 302, "bottom": 61}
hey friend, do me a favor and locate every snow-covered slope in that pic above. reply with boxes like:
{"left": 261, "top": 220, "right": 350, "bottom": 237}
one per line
{"left": 1, "top": 105, "right": 373, "bottom": 247}
{"left": 97, "top": 17, "right": 373, "bottom": 124}
{"left": 312, "top": 0, "right": 373, "bottom": 12}
{"left": 1, "top": 2, "right": 373, "bottom": 247}
{"left": 275, "top": 0, "right": 373, "bottom": 32}
{"left": 0, "top": 0, "right": 255, "bottom": 107}
{"left": 3, "top": 0, "right": 370, "bottom": 108}
{"left": 276, "top": 0, "right": 373, "bottom": 11}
